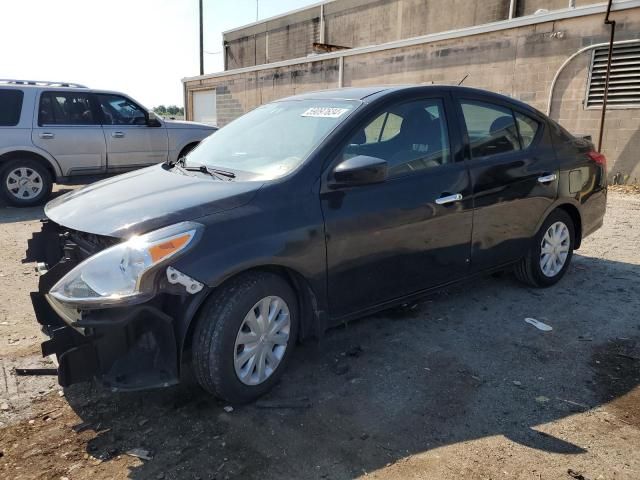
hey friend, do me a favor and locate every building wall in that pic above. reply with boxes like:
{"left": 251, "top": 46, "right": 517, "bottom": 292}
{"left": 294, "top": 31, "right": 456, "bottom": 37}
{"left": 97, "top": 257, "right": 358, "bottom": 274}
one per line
{"left": 188, "top": 9, "right": 640, "bottom": 182}
{"left": 224, "top": 0, "right": 538, "bottom": 69}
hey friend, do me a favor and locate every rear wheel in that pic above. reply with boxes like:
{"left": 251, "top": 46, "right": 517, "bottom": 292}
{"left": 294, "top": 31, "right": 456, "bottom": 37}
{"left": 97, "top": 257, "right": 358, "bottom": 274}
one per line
{"left": 515, "top": 209, "right": 575, "bottom": 287}
{"left": 192, "top": 271, "right": 298, "bottom": 404}
{"left": 0, "top": 158, "right": 53, "bottom": 207}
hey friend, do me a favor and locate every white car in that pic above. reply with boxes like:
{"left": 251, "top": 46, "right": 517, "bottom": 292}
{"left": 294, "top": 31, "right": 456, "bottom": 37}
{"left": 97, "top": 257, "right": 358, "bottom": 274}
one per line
{"left": 0, "top": 79, "right": 217, "bottom": 206}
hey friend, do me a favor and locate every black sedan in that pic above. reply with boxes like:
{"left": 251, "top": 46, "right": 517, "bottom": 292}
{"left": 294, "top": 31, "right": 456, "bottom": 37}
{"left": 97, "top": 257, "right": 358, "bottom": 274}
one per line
{"left": 28, "top": 85, "right": 607, "bottom": 403}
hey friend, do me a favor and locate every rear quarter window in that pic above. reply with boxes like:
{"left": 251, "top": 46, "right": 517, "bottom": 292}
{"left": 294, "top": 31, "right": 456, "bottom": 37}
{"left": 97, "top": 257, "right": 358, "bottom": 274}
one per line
{"left": 0, "top": 89, "right": 24, "bottom": 126}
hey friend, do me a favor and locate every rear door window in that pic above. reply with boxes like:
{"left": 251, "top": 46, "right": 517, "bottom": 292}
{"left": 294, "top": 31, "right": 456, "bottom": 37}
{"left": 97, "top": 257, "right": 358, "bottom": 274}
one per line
{"left": 0, "top": 90, "right": 24, "bottom": 126}
{"left": 460, "top": 100, "right": 520, "bottom": 158}
{"left": 39, "top": 92, "right": 98, "bottom": 125}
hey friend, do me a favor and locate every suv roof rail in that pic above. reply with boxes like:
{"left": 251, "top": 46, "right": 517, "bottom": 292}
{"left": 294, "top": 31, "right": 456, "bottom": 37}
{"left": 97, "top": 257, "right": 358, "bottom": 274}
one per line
{"left": 0, "top": 79, "right": 88, "bottom": 88}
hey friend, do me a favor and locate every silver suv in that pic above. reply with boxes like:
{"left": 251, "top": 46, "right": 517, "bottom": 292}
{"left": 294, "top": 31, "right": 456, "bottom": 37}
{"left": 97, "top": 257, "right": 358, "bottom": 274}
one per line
{"left": 0, "top": 79, "right": 217, "bottom": 206}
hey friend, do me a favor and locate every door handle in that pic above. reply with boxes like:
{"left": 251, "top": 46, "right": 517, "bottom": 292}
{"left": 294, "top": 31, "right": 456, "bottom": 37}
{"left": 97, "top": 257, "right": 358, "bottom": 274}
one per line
{"left": 435, "top": 193, "right": 463, "bottom": 205}
{"left": 111, "top": 131, "right": 125, "bottom": 138}
{"left": 39, "top": 132, "right": 54, "bottom": 139}
{"left": 537, "top": 173, "right": 557, "bottom": 184}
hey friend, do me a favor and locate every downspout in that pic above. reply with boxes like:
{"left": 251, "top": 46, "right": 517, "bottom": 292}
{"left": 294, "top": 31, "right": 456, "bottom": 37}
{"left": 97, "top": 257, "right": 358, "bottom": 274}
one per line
{"left": 597, "top": 0, "right": 616, "bottom": 153}
{"left": 546, "top": 39, "right": 638, "bottom": 117}
{"left": 320, "top": 4, "right": 326, "bottom": 44}
{"left": 338, "top": 55, "right": 344, "bottom": 88}
{"left": 508, "top": 0, "right": 517, "bottom": 19}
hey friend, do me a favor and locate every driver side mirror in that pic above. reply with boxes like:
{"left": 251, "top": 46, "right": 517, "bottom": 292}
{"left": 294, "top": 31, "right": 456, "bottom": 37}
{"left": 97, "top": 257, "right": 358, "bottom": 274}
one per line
{"left": 147, "top": 111, "right": 162, "bottom": 127}
{"left": 329, "top": 155, "right": 388, "bottom": 188}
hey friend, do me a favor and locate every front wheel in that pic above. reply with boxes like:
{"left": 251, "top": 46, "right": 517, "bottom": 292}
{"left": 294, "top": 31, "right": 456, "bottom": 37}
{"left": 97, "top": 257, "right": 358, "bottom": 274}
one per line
{"left": 515, "top": 209, "right": 575, "bottom": 287}
{"left": 0, "top": 158, "right": 53, "bottom": 207}
{"left": 192, "top": 271, "right": 298, "bottom": 404}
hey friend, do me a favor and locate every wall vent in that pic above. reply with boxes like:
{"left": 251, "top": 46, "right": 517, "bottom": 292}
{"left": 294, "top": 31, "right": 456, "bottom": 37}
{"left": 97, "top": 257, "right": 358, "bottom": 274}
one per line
{"left": 586, "top": 42, "right": 640, "bottom": 108}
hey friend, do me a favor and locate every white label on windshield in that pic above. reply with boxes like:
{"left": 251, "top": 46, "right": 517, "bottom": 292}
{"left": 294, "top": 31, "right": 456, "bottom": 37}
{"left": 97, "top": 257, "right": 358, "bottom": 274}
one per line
{"left": 301, "top": 107, "right": 349, "bottom": 118}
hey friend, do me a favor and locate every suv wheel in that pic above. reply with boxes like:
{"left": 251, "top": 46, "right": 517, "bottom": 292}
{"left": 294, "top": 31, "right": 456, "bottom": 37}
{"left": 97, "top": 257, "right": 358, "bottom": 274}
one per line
{"left": 192, "top": 271, "right": 298, "bottom": 404}
{"left": 515, "top": 209, "right": 575, "bottom": 287}
{"left": 1, "top": 158, "right": 53, "bottom": 207}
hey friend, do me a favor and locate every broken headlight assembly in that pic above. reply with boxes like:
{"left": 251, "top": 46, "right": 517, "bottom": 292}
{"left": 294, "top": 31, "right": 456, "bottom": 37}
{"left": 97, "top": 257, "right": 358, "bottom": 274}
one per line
{"left": 49, "top": 221, "right": 203, "bottom": 309}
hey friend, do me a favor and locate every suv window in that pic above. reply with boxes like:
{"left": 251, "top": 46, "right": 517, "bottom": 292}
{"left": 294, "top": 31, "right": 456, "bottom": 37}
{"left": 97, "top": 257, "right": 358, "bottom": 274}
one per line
{"left": 96, "top": 94, "right": 147, "bottom": 125}
{"left": 342, "top": 98, "right": 451, "bottom": 178}
{"left": 39, "top": 92, "right": 97, "bottom": 125}
{"left": 0, "top": 90, "right": 24, "bottom": 126}
{"left": 461, "top": 100, "right": 520, "bottom": 158}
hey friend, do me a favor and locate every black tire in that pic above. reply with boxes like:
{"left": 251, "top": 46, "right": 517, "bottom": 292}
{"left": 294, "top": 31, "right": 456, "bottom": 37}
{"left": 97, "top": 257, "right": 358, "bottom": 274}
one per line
{"left": 178, "top": 142, "right": 199, "bottom": 159}
{"left": 515, "top": 209, "right": 575, "bottom": 288}
{"left": 0, "top": 158, "right": 53, "bottom": 207}
{"left": 192, "top": 271, "right": 298, "bottom": 404}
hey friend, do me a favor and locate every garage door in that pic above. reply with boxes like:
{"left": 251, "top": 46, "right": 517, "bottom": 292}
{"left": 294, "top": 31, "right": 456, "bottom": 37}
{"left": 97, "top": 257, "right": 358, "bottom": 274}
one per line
{"left": 192, "top": 90, "right": 217, "bottom": 125}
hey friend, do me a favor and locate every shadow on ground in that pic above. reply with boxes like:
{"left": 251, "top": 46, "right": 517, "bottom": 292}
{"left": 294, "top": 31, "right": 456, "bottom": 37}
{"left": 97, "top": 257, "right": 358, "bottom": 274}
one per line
{"left": 0, "top": 188, "right": 74, "bottom": 223}
{"left": 59, "top": 253, "right": 640, "bottom": 479}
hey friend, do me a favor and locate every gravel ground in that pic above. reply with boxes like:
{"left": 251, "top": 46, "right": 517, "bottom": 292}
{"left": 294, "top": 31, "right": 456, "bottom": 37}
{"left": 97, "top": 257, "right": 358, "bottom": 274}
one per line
{"left": 0, "top": 188, "right": 639, "bottom": 480}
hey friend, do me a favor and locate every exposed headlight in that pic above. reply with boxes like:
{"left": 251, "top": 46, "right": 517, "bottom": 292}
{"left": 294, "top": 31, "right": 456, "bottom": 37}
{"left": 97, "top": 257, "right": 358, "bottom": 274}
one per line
{"left": 49, "top": 222, "right": 202, "bottom": 309}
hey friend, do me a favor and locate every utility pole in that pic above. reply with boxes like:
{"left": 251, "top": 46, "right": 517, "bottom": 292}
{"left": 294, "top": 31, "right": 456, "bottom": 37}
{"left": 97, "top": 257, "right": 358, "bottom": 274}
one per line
{"left": 199, "top": 0, "right": 204, "bottom": 75}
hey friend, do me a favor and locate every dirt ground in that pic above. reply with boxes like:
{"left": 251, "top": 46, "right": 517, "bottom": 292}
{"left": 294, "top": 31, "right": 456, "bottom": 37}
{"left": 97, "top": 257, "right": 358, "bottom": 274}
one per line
{"left": 1, "top": 187, "right": 639, "bottom": 480}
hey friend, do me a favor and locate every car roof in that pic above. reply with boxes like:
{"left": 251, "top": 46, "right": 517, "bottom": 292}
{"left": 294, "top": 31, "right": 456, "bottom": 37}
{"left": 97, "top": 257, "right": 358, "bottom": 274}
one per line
{"left": 275, "top": 85, "right": 543, "bottom": 116}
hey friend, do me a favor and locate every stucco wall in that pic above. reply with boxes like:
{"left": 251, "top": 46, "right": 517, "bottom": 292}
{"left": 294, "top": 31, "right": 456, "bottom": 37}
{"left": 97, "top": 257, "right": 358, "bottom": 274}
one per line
{"left": 189, "top": 10, "right": 640, "bottom": 182}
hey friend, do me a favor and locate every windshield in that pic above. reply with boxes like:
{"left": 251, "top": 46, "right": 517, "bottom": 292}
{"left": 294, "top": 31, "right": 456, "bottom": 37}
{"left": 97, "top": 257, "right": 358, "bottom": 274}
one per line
{"left": 184, "top": 99, "right": 359, "bottom": 180}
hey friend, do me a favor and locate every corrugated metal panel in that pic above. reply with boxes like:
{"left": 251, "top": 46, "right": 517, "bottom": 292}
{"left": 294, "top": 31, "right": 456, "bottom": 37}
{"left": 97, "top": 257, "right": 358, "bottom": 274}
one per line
{"left": 586, "top": 42, "right": 640, "bottom": 108}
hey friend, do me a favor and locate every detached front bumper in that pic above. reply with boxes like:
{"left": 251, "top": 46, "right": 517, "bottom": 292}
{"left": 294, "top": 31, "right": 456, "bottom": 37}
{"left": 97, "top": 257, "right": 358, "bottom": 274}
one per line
{"left": 26, "top": 220, "right": 184, "bottom": 391}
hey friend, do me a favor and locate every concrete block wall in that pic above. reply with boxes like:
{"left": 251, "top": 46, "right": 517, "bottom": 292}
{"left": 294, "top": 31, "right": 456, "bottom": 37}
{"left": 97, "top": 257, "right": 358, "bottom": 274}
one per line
{"left": 189, "top": 9, "right": 640, "bottom": 182}
{"left": 224, "top": 0, "right": 531, "bottom": 69}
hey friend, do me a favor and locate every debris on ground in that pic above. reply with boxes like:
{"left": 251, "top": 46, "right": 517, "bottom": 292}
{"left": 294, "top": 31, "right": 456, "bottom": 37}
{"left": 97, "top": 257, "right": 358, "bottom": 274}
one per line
{"left": 125, "top": 448, "right": 153, "bottom": 461}
{"left": 535, "top": 396, "right": 550, "bottom": 403}
{"left": 14, "top": 367, "right": 58, "bottom": 376}
{"left": 512, "top": 381, "right": 522, "bottom": 387}
{"left": 524, "top": 317, "right": 553, "bottom": 331}
{"left": 71, "top": 422, "right": 93, "bottom": 433}
{"left": 223, "top": 405, "right": 234, "bottom": 413}
{"left": 567, "top": 468, "right": 591, "bottom": 480}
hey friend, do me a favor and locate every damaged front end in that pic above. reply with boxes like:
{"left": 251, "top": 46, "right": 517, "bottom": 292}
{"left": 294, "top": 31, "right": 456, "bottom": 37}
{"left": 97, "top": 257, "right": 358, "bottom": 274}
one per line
{"left": 26, "top": 220, "right": 208, "bottom": 391}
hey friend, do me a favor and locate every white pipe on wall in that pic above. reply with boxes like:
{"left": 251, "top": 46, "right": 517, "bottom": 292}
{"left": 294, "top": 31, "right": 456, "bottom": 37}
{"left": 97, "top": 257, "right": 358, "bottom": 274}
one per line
{"left": 546, "top": 38, "right": 639, "bottom": 116}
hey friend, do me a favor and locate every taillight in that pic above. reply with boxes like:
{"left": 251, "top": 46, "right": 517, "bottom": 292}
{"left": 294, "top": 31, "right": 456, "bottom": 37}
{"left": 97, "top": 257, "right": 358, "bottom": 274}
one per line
{"left": 587, "top": 150, "right": 607, "bottom": 169}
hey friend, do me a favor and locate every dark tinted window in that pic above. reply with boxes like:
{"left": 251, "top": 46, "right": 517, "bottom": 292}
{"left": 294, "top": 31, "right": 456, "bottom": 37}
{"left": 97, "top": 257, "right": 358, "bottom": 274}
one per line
{"left": 515, "top": 112, "right": 540, "bottom": 149}
{"left": 0, "top": 90, "right": 24, "bottom": 126}
{"left": 461, "top": 101, "right": 520, "bottom": 158}
{"left": 39, "top": 92, "right": 97, "bottom": 125}
{"left": 342, "top": 98, "right": 451, "bottom": 178}
{"left": 96, "top": 94, "right": 147, "bottom": 125}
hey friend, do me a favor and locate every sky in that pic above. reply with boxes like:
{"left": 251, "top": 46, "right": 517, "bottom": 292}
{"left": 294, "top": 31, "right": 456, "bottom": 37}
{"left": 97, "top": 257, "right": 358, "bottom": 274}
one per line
{"left": 1, "top": 0, "right": 320, "bottom": 109}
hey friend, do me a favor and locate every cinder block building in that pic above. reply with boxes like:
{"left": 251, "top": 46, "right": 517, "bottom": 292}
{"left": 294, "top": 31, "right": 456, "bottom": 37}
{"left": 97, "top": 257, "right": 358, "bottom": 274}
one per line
{"left": 183, "top": 0, "right": 640, "bottom": 182}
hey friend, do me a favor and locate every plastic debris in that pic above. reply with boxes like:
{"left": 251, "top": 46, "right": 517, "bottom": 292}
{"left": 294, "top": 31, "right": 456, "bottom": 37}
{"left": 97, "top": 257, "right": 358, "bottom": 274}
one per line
{"left": 223, "top": 405, "right": 234, "bottom": 413}
{"left": 126, "top": 448, "right": 153, "bottom": 461}
{"left": 535, "top": 396, "right": 550, "bottom": 403}
{"left": 524, "top": 317, "right": 552, "bottom": 331}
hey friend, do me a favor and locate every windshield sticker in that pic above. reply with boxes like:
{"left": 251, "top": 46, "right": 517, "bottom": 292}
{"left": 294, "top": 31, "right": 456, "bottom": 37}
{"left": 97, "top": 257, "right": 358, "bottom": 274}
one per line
{"left": 301, "top": 107, "right": 349, "bottom": 118}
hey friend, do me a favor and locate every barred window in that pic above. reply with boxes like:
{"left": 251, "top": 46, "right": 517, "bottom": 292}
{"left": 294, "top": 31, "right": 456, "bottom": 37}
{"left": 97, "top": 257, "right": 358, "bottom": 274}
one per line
{"left": 586, "top": 42, "right": 640, "bottom": 108}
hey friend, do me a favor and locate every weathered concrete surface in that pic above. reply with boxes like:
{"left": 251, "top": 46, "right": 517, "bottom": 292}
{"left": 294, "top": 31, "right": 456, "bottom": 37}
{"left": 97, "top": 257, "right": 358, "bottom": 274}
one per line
{"left": 1, "top": 188, "right": 639, "bottom": 479}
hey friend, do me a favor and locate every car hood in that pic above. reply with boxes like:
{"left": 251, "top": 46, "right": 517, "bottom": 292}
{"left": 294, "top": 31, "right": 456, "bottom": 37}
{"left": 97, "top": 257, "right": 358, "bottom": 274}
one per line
{"left": 164, "top": 119, "right": 217, "bottom": 130}
{"left": 45, "top": 165, "right": 262, "bottom": 238}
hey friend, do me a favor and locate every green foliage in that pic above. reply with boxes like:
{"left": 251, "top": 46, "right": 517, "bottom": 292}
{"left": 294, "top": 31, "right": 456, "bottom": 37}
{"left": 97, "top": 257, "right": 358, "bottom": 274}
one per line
{"left": 153, "top": 105, "right": 185, "bottom": 117}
